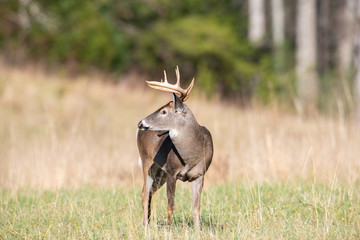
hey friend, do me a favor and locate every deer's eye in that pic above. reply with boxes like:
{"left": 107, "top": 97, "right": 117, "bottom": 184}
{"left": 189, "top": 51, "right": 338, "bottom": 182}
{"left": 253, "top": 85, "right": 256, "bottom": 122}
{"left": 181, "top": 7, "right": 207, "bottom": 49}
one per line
{"left": 161, "top": 110, "right": 167, "bottom": 115}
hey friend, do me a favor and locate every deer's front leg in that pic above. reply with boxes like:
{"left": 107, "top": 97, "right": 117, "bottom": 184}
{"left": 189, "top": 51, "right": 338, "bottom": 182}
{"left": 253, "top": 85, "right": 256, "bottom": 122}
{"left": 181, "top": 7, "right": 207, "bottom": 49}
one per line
{"left": 141, "top": 174, "right": 154, "bottom": 226}
{"left": 192, "top": 175, "right": 204, "bottom": 230}
{"left": 166, "top": 175, "right": 177, "bottom": 225}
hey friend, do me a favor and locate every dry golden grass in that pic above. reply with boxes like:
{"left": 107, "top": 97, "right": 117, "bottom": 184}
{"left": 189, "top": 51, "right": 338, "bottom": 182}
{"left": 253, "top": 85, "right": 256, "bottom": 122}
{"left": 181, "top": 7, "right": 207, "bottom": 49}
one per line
{"left": 1, "top": 64, "right": 359, "bottom": 189}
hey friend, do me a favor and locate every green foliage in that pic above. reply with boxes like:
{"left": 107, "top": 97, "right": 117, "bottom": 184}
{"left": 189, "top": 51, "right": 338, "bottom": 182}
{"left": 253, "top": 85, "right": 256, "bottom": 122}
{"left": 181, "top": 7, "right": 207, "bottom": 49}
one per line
{"left": 137, "top": 15, "right": 257, "bottom": 99}
{"left": 317, "top": 69, "right": 355, "bottom": 116}
{"left": 197, "top": 62, "right": 216, "bottom": 96}
{"left": 44, "top": 0, "right": 130, "bottom": 70}
{"left": 0, "top": 0, "right": 295, "bottom": 103}
{"left": 255, "top": 52, "right": 296, "bottom": 106}
{"left": 1, "top": 0, "right": 130, "bottom": 70}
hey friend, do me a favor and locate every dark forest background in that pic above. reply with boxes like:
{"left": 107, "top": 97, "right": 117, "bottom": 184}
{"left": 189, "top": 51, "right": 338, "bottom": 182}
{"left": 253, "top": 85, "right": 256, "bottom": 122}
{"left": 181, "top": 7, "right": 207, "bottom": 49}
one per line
{"left": 1, "top": 0, "right": 360, "bottom": 114}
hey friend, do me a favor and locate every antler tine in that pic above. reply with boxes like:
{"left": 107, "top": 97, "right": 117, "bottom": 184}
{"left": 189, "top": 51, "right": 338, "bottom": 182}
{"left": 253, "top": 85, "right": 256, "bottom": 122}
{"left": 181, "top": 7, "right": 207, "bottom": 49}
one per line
{"left": 182, "top": 77, "right": 195, "bottom": 101}
{"left": 146, "top": 67, "right": 195, "bottom": 101}
{"left": 175, "top": 66, "right": 180, "bottom": 87}
{"left": 163, "top": 70, "right": 168, "bottom": 83}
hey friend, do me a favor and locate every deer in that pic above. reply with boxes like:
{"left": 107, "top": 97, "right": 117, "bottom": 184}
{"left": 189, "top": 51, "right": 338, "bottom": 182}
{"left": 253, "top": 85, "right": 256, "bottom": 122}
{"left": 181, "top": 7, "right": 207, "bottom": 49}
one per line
{"left": 137, "top": 66, "right": 213, "bottom": 230}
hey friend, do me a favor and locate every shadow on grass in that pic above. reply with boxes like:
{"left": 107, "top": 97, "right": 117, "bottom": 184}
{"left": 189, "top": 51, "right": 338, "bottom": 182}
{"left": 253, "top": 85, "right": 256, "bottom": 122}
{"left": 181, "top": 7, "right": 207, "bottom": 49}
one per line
{"left": 154, "top": 215, "right": 225, "bottom": 231}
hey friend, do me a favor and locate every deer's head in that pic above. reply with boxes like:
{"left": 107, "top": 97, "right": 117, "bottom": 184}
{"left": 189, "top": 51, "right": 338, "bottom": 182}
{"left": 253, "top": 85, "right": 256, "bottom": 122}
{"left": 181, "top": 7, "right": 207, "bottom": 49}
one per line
{"left": 138, "top": 67, "right": 196, "bottom": 133}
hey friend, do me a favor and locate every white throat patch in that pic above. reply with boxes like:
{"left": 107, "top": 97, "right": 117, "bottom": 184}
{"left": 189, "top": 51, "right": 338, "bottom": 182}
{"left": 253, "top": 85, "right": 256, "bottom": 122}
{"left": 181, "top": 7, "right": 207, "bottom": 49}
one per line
{"left": 169, "top": 129, "right": 179, "bottom": 138}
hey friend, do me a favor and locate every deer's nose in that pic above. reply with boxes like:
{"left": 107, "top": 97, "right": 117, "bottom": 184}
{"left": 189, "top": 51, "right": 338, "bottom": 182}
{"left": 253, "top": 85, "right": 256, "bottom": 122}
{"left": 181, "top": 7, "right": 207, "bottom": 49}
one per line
{"left": 138, "top": 120, "right": 149, "bottom": 130}
{"left": 138, "top": 120, "right": 143, "bottom": 129}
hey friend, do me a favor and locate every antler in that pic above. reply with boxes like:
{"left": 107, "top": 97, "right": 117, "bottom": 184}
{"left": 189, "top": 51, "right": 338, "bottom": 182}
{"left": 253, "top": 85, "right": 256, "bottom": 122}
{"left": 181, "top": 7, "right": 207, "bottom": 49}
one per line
{"left": 146, "top": 66, "right": 195, "bottom": 101}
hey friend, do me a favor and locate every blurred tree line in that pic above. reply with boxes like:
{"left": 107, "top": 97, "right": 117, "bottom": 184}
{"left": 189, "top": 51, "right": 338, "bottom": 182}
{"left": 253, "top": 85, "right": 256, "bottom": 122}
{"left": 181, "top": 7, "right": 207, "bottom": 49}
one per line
{"left": 1, "top": 0, "right": 360, "bottom": 113}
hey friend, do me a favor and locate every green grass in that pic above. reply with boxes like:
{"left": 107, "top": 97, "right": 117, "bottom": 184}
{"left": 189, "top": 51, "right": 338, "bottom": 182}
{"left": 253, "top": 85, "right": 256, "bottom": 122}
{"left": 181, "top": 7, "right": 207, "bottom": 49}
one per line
{"left": 1, "top": 182, "right": 359, "bottom": 239}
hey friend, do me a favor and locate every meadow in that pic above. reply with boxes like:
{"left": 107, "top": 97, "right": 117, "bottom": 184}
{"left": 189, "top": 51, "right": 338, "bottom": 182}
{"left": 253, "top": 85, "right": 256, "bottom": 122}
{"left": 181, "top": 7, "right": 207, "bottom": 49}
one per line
{"left": 1, "top": 183, "right": 359, "bottom": 239}
{"left": 0, "top": 64, "right": 360, "bottom": 239}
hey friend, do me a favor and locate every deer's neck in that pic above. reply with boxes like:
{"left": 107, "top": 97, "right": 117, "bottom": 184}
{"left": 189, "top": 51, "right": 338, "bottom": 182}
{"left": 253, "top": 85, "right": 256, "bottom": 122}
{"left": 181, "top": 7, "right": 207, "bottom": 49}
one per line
{"left": 169, "top": 126, "right": 199, "bottom": 141}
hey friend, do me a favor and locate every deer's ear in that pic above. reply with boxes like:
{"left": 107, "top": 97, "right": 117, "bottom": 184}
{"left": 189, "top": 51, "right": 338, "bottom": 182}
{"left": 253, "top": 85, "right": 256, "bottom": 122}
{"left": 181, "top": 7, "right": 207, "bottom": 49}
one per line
{"left": 173, "top": 93, "right": 184, "bottom": 113}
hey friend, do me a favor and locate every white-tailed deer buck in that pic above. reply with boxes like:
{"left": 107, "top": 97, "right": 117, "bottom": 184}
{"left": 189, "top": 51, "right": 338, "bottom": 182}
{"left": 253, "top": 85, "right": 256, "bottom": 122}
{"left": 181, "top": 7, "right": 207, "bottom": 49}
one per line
{"left": 137, "top": 67, "right": 213, "bottom": 230}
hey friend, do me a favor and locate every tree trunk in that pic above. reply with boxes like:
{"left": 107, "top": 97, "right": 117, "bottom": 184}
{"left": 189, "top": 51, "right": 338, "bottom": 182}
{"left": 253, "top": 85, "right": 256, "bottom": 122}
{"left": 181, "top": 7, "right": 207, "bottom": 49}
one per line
{"left": 354, "top": 1, "right": 360, "bottom": 121}
{"left": 296, "top": 0, "right": 318, "bottom": 112}
{"left": 271, "top": 0, "right": 285, "bottom": 71}
{"left": 338, "top": 0, "right": 357, "bottom": 75}
{"left": 18, "top": 0, "right": 31, "bottom": 30}
{"left": 248, "top": 0, "right": 265, "bottom": 46}
{"left": 317, "top": 0, "right": 330, "bottom": 76}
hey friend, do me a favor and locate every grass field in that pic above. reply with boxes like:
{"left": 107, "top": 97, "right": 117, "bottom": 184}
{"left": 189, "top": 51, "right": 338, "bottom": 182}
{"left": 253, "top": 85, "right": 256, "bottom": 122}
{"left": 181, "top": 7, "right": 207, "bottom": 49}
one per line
{"left": 1, "top": 182, "right": 359, "bottom": 239}
{"left": 1, "top": 63, "right": 360, "bottom": 239}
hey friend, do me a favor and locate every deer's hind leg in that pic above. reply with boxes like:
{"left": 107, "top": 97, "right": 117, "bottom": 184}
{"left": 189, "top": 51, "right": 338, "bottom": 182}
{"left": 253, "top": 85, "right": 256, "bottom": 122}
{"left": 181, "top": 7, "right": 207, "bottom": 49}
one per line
{"left": 191, "top": 175, "right": 204, "bottom": 231}
{"left": 166, "top": 175, "right": 177, "bottom": 225}
{"left": 141, "top": 163, "right": 167, "bottom": 226}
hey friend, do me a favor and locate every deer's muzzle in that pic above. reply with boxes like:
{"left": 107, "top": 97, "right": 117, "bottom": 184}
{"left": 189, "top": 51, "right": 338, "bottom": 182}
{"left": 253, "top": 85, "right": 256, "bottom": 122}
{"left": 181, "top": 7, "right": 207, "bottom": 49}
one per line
{"left": 138, "top": 120, "right": 150, "bottom": 131}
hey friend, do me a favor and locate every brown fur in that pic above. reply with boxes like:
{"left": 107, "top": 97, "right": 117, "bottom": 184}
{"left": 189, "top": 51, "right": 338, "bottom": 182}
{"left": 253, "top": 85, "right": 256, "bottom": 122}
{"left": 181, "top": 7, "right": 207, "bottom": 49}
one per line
{"left": 137, "top": 94, "right": 213, "bottom": 230}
